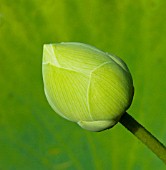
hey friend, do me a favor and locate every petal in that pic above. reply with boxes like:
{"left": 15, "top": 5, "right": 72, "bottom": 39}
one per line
{"left": 43, "top": 63, "right": 92, "bottom": 122}
{"left": 78, "top": 120, "right": 117, "bottom": 132}
{"left": 52, "top": 42, "right": 112, "bottom": 74}
{"left": 88, "top": 62, "right": 133, "bottom": 121}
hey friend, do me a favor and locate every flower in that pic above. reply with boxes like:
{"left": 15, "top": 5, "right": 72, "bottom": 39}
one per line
{"left": 42, "top": 42, "right": 134, "bottom": 131}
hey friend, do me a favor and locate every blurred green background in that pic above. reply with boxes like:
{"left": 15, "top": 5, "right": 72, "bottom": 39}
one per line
{"left": 0, "top": 0, "right": 166, "bottom": 169}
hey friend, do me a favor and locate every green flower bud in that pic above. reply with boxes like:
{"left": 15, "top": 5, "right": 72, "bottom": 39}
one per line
{"left": 42, "top": 42, "right": 134, "bottom": 132}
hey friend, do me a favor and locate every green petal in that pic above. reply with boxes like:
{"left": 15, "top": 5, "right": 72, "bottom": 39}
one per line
{"left": 51, "top": 42, "right": 112, "bottom": 74}
{"left": 88, "top": 62, "right": 133, "bottom": 121}
{"left": 108, "top": 53, "right": 130, "bottom": 72}
{"left": 43, "top": 63, "right": 92, "bottom": 122}
{"left": 43, "top": 44, "right": 61, "bottom": 67}
{"left": 78, "top": 120, "right": 117, "bottom": 132}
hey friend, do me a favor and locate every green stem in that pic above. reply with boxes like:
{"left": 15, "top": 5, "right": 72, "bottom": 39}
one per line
{"left": 119, "top": 112, "right": 166, "bottom": 164}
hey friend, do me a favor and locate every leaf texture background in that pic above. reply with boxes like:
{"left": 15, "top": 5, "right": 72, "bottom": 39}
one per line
{"left": 0, "top": 0, "right": 166, "bottom": 169}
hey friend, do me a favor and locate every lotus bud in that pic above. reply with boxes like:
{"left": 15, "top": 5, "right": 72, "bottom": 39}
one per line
{"left": 42, "top": 42, "right": 134, "bottom": 132}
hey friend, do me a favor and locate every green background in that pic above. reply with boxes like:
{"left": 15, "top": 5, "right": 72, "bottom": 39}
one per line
{"left": 0, "top": 0, "right": 166, "bottom": 169}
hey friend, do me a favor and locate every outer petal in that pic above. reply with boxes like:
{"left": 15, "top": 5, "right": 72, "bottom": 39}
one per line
{"left": 78, "top": 120, "right": 116, "bottom": 132}
{"left": 52, "top": 42, "right": 112, "bottom": 74}
{"left": 88, "top": 62, "right": 133, "bottom": 121}
{"left": 43, "top": 63, "right": 91, "bottom": 122}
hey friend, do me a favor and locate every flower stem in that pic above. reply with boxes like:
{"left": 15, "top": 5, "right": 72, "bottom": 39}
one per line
{"left": 119, "top": 112, "right": 166, "bottom": 164}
